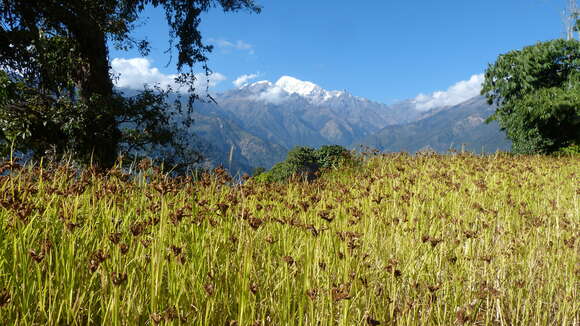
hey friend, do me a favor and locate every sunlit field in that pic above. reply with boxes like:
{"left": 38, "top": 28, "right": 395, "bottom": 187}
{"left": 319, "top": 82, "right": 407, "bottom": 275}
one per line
{"left": 0, "top": 153, "right": 578, "bottom": 325}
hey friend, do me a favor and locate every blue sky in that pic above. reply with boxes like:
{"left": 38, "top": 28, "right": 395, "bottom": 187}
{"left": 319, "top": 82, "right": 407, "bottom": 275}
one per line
{"left": 109, "top": 0, "right": 568, "bottom": 105}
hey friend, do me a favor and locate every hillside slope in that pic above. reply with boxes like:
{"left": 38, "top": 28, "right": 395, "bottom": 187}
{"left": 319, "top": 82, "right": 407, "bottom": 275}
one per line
{"left": 358, "top": 96, "right": 512, "bottom": 153}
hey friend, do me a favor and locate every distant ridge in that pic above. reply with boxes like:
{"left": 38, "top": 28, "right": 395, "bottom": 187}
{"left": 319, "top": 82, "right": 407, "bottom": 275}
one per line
{"left": 358, "top": 96, "right": 511, "bottom": 153}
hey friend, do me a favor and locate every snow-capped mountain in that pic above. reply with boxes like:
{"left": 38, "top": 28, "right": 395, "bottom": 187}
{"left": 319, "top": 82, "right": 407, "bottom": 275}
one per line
{"left": 234, "top": 76, "right": 366, "bottom": 106}
{"left": 208, "top": 76, "right": 422, "bottom": 147}
{"left": 154, "top": 76, "right": 509, "bottom": 173}
{"left": 274, "top": 76, "right": 345, "bottom": 103}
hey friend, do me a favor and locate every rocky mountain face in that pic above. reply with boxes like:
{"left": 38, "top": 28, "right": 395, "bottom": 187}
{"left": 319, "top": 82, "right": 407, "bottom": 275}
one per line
{"left": 207, "top": 76, "right": 422, "bottom": 147}
{"left": 154, "top": 77, "right": 511, "bottom": 173}
{"left": 358, "top": 96, "right": 512, "bottom": 153}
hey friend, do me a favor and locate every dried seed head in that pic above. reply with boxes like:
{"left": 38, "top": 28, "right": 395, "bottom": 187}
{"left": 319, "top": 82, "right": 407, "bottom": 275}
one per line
{"left": 216, "top": 203, "right": 229, "bottom": 215}
{"left": 319, "top": 210, "right": 334, "bottom": 222}
{"left": 147, "top": 217, "right": 160, "bottom": 226}
{"left": 170, "top": 245, "right": 183, "bottom": 256}
{"left": 119, "top": 243, "right": 129, "bottom": 255}
{"left": 331, "top": 283, "right": 351, "bottom": 302}
{"left": 306, "top": 288, "right": 319, "bottom": 301}
{"left": 65, "top": 221, "right": 80, "bottom": 231}
{"left": 111, "top": 272, "right": 127, "bottom": 286}
{"left": 480, "top": 255, "right": 493, "bottom": 263}
{"left": 141, "top": 239, "right": 152, "bottom": 248}
{"left": 282, "top": 255, "right": 295, "bottom": 266}
{"left": 40, "top": 239, "right": 53, "bottom": 253}
{"left": 150, "top": 313, "right": 163, "bottom": 324}
{"left": 365, "top": 315, "right": 381, "bottom": 325}
{"left": 249, "top": 282, "right": 259, "bottom": 294}
{"left": 306, "top": 224, "right": 319, "bottom": 237}
{"left": 29, "top": 249, "right": 45, "bottom": 263}
{"left": 109, "top": 232, "right": 122, "bottom": 244}
{"left": 264, "top": 235, "right": 277, "bottom": 244}
{"left": 248, "top": 217, "right": 264, "bottom": 230}
{"left": 429, "top": 238, "right": 443, "bottom": 248}
{"left": 204, "top": 283, "right": 215, "bottom": 296}
{"left": 130, "top": 222, "right": 146, "bottom": 237}
{"left": 88, "top": 250, "right": 109, "bottom": 273}
{"left": 0, "top": 288, "right": 11, "bottom": 307}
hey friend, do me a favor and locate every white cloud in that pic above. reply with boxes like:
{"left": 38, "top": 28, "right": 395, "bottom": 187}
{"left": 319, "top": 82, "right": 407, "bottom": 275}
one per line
{"left": 233, "top": 73, "right": 259, "bottom": 87}
{"left": 236, "top": 80, "right": 291, "bottom": 104}
{"left": 233, "top": 40, "right": 253, "bottom": 51}
{"left": 256, "top": 86, "right": 289, "bottom": 104}
{"left": 110, "top": 57, "right": 226, "bottom": 93}
{"left": 209, "top": 38, "right": 255, "bottom": 55}
{"left": 412, "top": 74, "right": 484, "bottom": 111}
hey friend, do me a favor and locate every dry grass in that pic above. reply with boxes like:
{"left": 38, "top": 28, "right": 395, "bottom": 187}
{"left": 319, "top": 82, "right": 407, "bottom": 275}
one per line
{"left": 0, "top": 153, "right": 578, "bottom": 325}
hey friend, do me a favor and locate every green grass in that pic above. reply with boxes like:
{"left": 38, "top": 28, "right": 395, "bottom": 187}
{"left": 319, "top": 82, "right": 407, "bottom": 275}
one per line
{"left": 0, "top": 153, "right": 578, "bottom": 325}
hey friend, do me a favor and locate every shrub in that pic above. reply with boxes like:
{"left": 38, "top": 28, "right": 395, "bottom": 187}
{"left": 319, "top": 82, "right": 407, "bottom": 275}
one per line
{"left": 252, "top": 166, "right": 266, "bottom": 177}
{"left": 253, "top": 145, "right": 353, "bottom": 183}
{"left": 315, "top": 145, "right": 352, "bottom": 170}
{"left": 285, "top": 146, "right": 319, "bottom": 179}
{"left": 556, "top": 143, "right": 580, "bottom": 156}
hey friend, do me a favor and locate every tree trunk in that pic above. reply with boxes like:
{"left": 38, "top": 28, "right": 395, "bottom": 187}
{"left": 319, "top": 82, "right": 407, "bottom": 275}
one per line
{"left": 70, "top": 17, "right": 120, "bottom": 169}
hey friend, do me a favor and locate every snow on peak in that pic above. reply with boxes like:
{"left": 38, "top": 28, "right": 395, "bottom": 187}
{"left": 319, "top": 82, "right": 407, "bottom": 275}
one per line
{"left": 236, "top": 75, "right": 347, "bottom": 105}
{"left": 240, "top": 80, "right": 274, "bottom": 93}
{"left": 275, "top": 75, "right": 347, "bottom": 103}
{"left": 275, "top": 76, "right": 321, "bottom": 96}
{"left": 246, "top": 80, "right": 273, "bottom": 89}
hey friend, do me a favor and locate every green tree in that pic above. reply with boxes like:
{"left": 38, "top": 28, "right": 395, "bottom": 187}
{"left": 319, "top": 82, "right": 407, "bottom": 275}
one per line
{"left": 252, "top": 166, "right": 266, "bottom": 176}
{"left": 314, "top": 145, "right": 351, "bottom": 170}
{"left": 0, "top": 0, "right": 260, "bottom": 168}
{"left": 253, "top": 145, "right": 353, "bottom": 183}
{"left": 481, "top": 39, "right": 580, "bottom": 154}
{"left": 285, "top": 146, "right": 319, "bottom": 179}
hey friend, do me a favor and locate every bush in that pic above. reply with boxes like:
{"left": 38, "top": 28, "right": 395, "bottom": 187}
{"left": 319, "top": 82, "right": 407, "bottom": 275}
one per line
{"left": 555, "top": 143, "right": 580, "bottom": 156}
{"left": 252, "top": 166, "right": 266, "bottom": 176}
{"left": 253, "top": 145, "right": 353, "bottom": 183}
{"left": 258, "top": 162, "right": 292, "bottom": 183}
{"left": 315, "top": 145, "right": 352, "bottom": 170}
{"left": 285, "top": 146, "right": 319, "bottom": 179}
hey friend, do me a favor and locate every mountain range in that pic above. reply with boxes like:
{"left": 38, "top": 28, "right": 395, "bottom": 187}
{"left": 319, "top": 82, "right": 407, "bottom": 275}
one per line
{"left": 360, "top": 96, "right": 511, "bottom": 154}
{"left": 161, "top": 76, "right": 511, "bottom": 173}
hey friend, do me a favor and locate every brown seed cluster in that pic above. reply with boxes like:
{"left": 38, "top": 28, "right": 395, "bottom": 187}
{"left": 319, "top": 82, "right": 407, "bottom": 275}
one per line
{"left": 0, "top": 288, "right": 11, "bottom": 307}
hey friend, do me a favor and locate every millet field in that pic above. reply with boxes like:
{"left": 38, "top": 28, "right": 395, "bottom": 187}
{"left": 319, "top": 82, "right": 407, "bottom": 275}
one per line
{"left": 0, "top": 153, "right": 578, "bottom": 325}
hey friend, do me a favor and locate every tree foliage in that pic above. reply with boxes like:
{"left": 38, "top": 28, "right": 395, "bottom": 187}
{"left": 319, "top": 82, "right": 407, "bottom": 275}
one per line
{"left": 481, "top": 39, "right": 580, "bottom": 154}
{"left": 0, "top": 0, "right": 260, "bottom": 168}
{"left": 315, "top": 145, "right": 351, "bottom": 170}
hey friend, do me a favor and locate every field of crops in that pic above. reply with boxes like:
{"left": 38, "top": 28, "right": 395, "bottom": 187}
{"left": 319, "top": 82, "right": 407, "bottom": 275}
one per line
{"left": 0, "top": 153, "right": 578, "bottom": 325}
